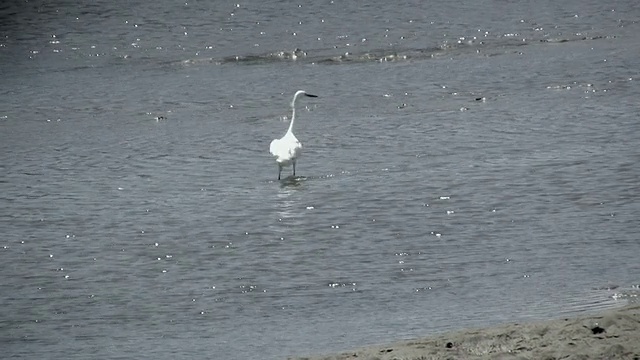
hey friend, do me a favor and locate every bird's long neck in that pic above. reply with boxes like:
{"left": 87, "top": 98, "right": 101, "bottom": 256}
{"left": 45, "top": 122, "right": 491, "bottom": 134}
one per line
{"left": 287, "top": 104, "right": 296, "bottom": 133}
{"left": 287, "top": 91, "right": 303, "bottom": 134}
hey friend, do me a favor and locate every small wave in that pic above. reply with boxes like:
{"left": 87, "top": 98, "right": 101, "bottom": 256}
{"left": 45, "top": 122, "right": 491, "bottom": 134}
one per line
{"left": 540, "top": 35, "right": 613, "bottom": 43}
{"left": 222, "top": 48, "right": 308, "bottom": 64}
{"left": 181, "top": 48, "right": 308, "bottom": 66}
{"left": 177, "top": 34, "right": 611, "bottom": 67}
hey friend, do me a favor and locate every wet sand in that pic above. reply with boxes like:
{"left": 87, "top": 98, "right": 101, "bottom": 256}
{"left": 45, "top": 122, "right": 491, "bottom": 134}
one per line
{"left": 289, "top": 304, "right": 640, "bottom": 360}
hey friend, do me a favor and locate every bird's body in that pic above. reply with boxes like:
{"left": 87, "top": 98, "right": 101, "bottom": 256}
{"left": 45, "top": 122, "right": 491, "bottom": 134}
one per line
{"left": 269, "top": 131, "right": 302, "bottom": 168}
{"left": 269, "top": 90, "right": 317, "bottom": 180}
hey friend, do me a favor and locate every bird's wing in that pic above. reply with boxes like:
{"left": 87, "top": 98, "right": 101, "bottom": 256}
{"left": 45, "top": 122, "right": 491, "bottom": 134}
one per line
{"left": 269, "top": 139, "right": 291, "bottom": 161}
{"left": 269, "top": 138, "right": 281, "bottom": 158}
{"left": 288, "top": 139, "right": 302, "bottom": 158}
{"left": 270, "top": 135, "right": 302, "bottom": 161}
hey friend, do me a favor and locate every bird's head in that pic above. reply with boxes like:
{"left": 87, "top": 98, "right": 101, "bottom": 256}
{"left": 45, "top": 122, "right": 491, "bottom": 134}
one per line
{"left": 292, "top": 90, "right": 318, "bottom": 107}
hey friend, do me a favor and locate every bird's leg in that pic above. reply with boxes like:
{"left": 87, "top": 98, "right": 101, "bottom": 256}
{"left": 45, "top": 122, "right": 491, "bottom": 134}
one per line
{"left": 278, "top": 165, "right": 282, "bottom": 180}
{"left": 292, "top": 161, "right": 296, "bottom": 177}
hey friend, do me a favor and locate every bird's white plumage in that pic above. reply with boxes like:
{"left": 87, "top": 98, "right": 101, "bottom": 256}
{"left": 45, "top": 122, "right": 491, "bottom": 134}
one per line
{"left": 269, "top": 132, "right": 302, "bottom": 166}
{"left": 269, "top": 90, "right": 317, "bottom": 180}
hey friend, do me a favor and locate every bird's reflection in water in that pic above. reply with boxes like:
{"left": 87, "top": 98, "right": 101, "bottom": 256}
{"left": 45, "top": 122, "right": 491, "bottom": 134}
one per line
{"left": 279, "top": 175, "right": 306, "bottom": 188}
{"left": 275, "top": 177, "right": 306, "bottom": 225}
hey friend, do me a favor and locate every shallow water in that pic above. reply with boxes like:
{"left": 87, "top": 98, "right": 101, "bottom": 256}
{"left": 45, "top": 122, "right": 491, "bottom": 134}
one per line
{"left": 1, "top": 1, "right": 640, "bottom": 359}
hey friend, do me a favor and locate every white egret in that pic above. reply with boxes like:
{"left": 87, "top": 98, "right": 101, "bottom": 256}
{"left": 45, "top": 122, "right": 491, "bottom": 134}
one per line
{"left": 269, "top": 90, "right": 318, "bottom": 180}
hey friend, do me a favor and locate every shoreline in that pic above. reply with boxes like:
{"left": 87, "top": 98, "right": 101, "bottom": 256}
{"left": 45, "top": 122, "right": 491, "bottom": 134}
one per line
{"left": 289, "top": 303, "right": 640, "bottom": 360}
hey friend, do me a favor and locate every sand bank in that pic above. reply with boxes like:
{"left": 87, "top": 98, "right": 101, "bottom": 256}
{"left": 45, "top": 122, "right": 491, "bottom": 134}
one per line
{"left": 290, "top": 304, "right": 640, "bottom": 360}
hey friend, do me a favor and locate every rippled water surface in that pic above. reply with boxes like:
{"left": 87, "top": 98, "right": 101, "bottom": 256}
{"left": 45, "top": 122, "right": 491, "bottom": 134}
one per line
{"left": 1, "top": 1, "right": 640, "bottom": 359}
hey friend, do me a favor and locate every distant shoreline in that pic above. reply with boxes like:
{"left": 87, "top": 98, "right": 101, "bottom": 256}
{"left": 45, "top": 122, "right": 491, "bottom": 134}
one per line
{"left": 289, "top": 304, "right": 640, "bottom": 360}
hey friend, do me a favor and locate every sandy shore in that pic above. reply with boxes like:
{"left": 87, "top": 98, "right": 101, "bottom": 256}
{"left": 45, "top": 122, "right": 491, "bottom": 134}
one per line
{"left": 289, "top": 304, "right": 640, "bottom": 360}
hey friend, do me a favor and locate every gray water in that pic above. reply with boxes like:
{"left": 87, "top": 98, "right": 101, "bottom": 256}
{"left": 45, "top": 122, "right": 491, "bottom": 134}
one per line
{"left": 1, "top": 1, "right": 640, "bottom": 359}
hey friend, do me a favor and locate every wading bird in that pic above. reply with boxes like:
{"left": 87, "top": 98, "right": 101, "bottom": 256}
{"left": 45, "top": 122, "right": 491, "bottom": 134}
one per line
{"left": 269, "top": 90, "right": 318, "bottom": 180}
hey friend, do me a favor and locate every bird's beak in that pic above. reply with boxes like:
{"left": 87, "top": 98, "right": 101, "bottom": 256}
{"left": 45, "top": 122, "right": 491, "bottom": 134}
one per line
{"left": 305, "top": 93, "right": 318, "bottom": 98}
